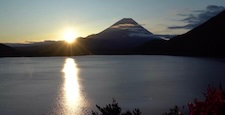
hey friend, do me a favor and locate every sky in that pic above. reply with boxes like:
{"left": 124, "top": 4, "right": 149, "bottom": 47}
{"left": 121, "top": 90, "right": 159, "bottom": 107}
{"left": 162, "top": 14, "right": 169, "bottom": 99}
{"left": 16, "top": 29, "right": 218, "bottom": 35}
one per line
{"left": 0, "top": 0, "right": 224, "bottom": 43}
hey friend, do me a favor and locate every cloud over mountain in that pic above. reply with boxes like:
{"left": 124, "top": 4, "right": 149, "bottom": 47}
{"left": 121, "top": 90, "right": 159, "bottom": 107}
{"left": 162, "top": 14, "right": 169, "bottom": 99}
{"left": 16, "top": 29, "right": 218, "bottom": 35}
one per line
{"left": 168, "top": 5, "right": 224, "bottom": 29}
{"left": 111, "top": 24, "right": 138, "bottom": 29}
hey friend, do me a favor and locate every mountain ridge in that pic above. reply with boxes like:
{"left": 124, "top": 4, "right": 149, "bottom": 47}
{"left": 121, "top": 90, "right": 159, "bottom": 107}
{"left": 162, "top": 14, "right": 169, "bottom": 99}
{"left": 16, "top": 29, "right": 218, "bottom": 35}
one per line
{"left": 82, "top": 18, "right": 161, "bottom": 53}
{"left": 3, "top": 12, "right": 225, "bottom": 57}
{"left": 138, "top": 10, "right": 225, "bottom": 57}
{"left": 0, "top": 43, "right": 19, "bottom": 57}
{"left": 168, "top": 10, "right": 225, "bottom": 57}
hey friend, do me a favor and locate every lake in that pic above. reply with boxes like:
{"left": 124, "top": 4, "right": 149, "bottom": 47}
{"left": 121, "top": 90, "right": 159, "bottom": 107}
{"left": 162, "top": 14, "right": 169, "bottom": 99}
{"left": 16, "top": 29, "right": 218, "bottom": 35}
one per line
{"left": 0, "top": 55, "right": 224, "bottom": 115}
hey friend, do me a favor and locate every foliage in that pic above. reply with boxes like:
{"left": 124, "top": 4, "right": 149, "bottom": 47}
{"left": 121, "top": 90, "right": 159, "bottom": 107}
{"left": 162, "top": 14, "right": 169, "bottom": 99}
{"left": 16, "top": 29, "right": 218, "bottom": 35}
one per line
{"left": 92, "top": 84, "right": 225, "bottom": 115}
{"left": 92, "top": 99, "right": 141, "bottom": 115}
{"left": 163, "top": 106, "right": 184, "bottom": 115}
{"left": 188, "top": 84, "right": 225, "bottom": 115}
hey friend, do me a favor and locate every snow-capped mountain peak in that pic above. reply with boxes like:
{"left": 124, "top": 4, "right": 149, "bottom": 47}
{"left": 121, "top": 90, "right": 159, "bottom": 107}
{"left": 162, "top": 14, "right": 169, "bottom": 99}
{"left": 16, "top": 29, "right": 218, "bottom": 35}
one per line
{"left": 109, "top": 18, "right": 154, "bottom": 37}
{"left": 85, "top": 18, "right": 161, "bottom": 49}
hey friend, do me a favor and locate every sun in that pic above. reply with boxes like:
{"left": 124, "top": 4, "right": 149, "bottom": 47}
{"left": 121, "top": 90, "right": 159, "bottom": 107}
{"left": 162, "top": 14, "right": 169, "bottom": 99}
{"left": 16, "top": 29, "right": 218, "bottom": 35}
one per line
{"left": 64, "top": 30, "right": 77, "bottom": 43}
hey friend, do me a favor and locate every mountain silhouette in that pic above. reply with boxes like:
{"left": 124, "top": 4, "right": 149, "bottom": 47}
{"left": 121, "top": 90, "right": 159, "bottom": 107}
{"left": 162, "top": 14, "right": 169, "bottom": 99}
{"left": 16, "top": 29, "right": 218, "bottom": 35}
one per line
{"left": 6, "top": 12, "right": 225, "bottom": 57}
{"left": 138, "top": 10, "right": 225, "bottom": 57}
{"left": 7, "top": 18, "right": 161, "bottom": 56}
{"left": 167, "top": 10, "right": 225, "bottom": 57}
{"left": 81, "top": 18, "right": 160, "bottom": 54}
{"left": 0, "top": 43, "right": 19, "bottom": 57}
{"left": 13, "top": 41, "right": 89, "bottom": 57}
{"left": 87, "top": 18, "right": 159, "bottom": 40}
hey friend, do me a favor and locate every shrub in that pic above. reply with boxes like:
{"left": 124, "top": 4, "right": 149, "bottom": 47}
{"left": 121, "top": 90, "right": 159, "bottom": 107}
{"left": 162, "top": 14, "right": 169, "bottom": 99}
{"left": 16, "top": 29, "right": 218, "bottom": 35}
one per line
{"left": 92, "top": 84, "right": 225, "bottom": 115}
{"left": 163, "top": 106, "right": 184, "bottom": 115}
{"left": 188, "top": 84, "right": 225, "bottom": 115}
{"left": 92, "top": 99, "right": 141, "bottom": 115}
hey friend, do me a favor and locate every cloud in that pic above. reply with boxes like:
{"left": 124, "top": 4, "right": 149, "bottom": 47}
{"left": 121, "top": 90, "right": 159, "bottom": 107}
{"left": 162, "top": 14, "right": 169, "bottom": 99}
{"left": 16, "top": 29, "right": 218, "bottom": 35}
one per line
{"left": 111, "top": 24, "right": 138, "bottom": 29}
{"left": 168, "top": 5, "right": 224, "bottom": 30}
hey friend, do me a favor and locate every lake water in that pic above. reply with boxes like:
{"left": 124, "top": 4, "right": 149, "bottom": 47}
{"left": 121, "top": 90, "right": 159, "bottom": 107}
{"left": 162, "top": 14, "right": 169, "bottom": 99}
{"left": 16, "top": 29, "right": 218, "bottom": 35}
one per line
{"left": 0, "top": 55, "right": 224, "bottom": 115}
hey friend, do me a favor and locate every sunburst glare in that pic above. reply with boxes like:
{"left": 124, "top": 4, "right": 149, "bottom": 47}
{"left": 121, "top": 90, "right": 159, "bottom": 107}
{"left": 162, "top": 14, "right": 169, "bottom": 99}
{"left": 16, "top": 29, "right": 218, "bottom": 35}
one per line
{"left": 63, "top": 29, "right": 77, "bottom": 43}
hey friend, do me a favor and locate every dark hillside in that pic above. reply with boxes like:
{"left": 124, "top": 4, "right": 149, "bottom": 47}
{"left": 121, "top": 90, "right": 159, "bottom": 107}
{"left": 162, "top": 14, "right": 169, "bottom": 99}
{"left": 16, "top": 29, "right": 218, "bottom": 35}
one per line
{"left": 168, "top": 10, "right": 225, "bottom": 57}
{"left": 0, "top": 43, "right": 19, "bottom": 57}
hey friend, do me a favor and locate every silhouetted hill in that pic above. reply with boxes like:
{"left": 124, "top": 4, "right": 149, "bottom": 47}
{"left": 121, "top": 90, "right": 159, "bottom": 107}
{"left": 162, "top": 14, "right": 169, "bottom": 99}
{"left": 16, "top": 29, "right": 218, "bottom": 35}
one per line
{"left": 135, "top": 39, "right": 169, "bottom": 55}
{"left": 138, "top": 10, "right": 225, "bottom": 57}
{"left": 167, "top": 10, "right": 225, "bottom": 57}
{"left": 0, "top": 43, "right": 19, "bottom": 57}
{"left": 14, "top": 40, "right": 90, "bottom": 57}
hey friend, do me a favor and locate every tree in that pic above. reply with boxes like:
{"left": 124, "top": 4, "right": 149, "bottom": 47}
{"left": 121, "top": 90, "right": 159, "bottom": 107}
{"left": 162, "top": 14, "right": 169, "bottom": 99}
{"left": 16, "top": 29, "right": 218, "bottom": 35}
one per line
{"left": 92, "top": 99, "right": 141, "bottom": 115}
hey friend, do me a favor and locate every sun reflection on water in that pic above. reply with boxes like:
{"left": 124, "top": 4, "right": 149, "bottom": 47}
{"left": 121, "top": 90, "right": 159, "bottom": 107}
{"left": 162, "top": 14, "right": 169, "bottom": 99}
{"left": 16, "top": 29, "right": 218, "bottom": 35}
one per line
{"left": 61, "top": 58, "right": 84, "bottom": 114}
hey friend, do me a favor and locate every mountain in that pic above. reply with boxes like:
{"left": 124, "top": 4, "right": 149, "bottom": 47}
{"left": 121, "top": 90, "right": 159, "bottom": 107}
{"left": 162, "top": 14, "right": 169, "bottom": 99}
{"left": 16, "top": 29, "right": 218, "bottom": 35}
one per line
{"left": 8, "top": 12, "right": 225, "bottom": 57}
{"left": 10, "top": 18, "right": 161, "bottom": 56}
{"left": 0, "top": 43, "right": 19, "bottom": 57}
{"left": 167, "top": 10, "right": 225, "bottom": 57}
{"left": 138, "top": 10, "right": 225, "bottom": 57}
{"left": 81, "top": 18, "right": 161, "bottom": 54}
{"left": 89, "top": 18, "right": 158, "bottom": 39}
{"left": 13, "top": 41, "right": 89, "bottom": 57}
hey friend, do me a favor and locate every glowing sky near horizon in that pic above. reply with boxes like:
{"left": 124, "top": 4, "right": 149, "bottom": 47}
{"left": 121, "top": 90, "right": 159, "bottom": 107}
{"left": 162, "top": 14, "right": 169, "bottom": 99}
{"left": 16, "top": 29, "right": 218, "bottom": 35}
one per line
{"left": 0, "top": 0, "right": 224, "bottom": 43}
